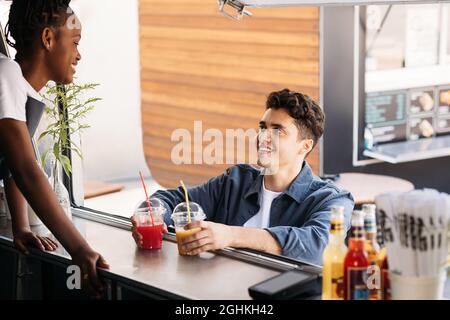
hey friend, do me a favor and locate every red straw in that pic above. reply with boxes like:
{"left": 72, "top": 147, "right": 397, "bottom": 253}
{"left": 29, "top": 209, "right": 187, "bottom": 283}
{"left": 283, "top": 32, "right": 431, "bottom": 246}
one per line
{"left": 139, "top": 171, "right": 154, "bottom": 226}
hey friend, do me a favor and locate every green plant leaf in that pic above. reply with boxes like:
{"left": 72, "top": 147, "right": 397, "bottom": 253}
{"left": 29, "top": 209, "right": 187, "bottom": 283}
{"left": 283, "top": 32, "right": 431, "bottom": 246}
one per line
{"left": 70, "top": 146, "right": 83, "bottom": 159}
{"left": 38, "top": 130, "right": 51, "bottom": 141}
{"left": 53, "top": 143, "right": 60, "bottom": 158}
{"left": 40, "top": 81, "right": 101, "bottom": 170}
{"left": 40, "top": 149, "right": 51, "bottom": 169}
{"left": 59, "top": 154, "right": 72, "bottom": 177}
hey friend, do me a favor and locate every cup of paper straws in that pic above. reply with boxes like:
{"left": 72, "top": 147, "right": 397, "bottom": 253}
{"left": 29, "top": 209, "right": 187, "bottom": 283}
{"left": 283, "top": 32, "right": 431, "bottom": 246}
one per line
{"left": 375, "top": 189, "right": 450, "bottom": 300}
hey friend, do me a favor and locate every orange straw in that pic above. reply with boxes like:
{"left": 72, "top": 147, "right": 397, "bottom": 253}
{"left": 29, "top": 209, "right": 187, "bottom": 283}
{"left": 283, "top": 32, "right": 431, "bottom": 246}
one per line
{"left": 139, "top": 171, "right": 154, "bottom": 226}
{"left": 179, "top": 180, "right": 191, "bottom": 224}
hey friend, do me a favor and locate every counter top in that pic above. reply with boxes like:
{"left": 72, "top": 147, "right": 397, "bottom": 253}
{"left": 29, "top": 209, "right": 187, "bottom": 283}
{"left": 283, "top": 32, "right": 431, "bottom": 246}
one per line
{"left": 0, "top": 214, "right": 282, "bottom": 300}
{"left": 2, "top": 212, "right": 448, "bottom": 300}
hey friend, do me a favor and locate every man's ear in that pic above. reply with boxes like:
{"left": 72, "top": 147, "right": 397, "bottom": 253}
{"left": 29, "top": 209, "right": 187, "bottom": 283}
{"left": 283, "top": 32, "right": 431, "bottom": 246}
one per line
{"left": 300, "top": 139, "right": 314, "bottom": 155}
{"left": 41, "top": 27, "right": 55, "bottom": 51}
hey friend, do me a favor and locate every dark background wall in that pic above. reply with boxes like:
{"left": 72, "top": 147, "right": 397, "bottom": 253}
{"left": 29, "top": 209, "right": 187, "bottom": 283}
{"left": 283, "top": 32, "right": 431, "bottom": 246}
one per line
{"left": 322, "top": 6, "right": 450, "bottom": 193}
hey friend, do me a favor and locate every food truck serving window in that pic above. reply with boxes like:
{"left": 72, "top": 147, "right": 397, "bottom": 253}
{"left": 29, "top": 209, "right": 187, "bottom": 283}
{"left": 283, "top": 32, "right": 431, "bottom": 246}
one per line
{"left": 3, "top": 0, "right": 446, "bottom": 269}
{"left": 0, "top": 0, "right": 324, "bottom": 269}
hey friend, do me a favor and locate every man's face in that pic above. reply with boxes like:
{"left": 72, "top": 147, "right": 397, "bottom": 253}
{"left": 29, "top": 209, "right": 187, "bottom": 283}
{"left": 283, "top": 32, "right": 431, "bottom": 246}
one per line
{"left": 257, "top": 108, "right": 313, "bottom": 171}
{"left": 46, "top": 13, "right": 82, "bottom": 84}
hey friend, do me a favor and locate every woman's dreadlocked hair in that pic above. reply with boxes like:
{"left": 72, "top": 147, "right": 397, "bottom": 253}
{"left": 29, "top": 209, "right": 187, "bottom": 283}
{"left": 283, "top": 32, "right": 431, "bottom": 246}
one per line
{"left": 5, "top": 0, "right": 71, "bottom": 59}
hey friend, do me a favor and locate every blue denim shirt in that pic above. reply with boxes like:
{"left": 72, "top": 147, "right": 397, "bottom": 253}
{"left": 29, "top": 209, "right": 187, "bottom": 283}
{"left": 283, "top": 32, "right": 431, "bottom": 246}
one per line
{"left": 151, "top": 162, "right": 354, "bottom": 265}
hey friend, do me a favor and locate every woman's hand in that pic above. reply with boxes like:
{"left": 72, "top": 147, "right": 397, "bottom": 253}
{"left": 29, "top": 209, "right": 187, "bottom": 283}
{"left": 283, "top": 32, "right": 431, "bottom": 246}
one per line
{"left": 70, "top": 246, "right": 110, "bottom": 299}
{"left": 13, "top": 228, "right": 58, "bottom": 255}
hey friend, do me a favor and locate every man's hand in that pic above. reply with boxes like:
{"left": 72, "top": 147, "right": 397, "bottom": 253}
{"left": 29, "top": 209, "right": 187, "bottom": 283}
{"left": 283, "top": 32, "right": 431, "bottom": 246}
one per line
{"left": 71, "top": 246, "right": 110, "bottom": 299}
{"left": 130, "top": 215, "right": 168, "bottom": 248}
{"left": 180, "top": 221, "right": 232, "bottom": 255}
{"left": 13, "top": 229, "right": 58, "bottom": 255}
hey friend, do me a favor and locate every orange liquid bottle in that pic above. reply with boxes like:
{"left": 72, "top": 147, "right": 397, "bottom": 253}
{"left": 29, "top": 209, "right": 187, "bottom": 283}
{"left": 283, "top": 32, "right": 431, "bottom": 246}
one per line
{"left": 322, "top": 205, "right": 347, "bottom": 300}
{"left": 344, "top": 210, "right": 369, "bottom": 300}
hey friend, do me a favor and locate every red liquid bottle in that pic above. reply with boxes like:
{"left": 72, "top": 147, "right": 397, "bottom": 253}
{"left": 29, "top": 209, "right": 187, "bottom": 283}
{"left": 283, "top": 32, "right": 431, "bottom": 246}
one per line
{"left": 344, "top": 210, "right": 369, "bottom": 300}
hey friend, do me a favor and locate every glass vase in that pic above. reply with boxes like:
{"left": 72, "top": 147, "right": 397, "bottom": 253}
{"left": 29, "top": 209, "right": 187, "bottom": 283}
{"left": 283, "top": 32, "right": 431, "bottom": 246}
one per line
{"left": 49, "top": 157, "right": 72, "bottom": 221}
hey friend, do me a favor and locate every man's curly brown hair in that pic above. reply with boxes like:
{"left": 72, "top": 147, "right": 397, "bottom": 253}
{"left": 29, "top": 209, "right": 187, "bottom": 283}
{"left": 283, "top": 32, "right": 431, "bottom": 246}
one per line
{"left": 266, "top": 88, "right": 325, "bottom": 149}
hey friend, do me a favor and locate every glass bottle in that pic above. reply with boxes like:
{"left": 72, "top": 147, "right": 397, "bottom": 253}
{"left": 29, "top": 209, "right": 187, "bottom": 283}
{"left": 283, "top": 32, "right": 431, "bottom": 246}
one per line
{"left": 48, "top": 155, "right": 72, "bottom": 220}
{"left": 362, "top": 204, "right": 382, "bottom": 300}
{"left": 322, "top": 205, "right": 347, "bottom": 300}
{"left": 344, "top": 210, "right": 369, "bottom": 300}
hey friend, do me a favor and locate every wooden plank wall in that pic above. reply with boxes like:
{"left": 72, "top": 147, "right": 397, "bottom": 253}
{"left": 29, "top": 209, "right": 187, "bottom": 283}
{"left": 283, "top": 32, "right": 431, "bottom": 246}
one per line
{"left": 139, "top": 0, "right": 320, "bottom": 188}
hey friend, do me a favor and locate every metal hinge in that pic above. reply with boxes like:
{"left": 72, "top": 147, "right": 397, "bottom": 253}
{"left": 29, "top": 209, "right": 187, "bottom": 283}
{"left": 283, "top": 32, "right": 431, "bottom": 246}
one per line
{"left": 217, "top": 0, "right": 253, "bottom": 21}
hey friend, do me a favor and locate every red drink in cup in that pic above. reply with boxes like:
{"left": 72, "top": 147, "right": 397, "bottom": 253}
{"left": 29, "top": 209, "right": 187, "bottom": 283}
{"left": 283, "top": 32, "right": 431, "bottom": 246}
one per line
{"left": 134, "top": 198, "right": 166, "bottom": 250}
{"left": 136, "top": 223, "right": 164, "bottom": 249}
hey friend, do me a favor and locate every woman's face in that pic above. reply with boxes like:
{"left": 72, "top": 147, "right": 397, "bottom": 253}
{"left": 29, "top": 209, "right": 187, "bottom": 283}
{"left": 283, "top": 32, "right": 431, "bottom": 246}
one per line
{"left": 45, "top": 13, "right": 82, "bottom": 84}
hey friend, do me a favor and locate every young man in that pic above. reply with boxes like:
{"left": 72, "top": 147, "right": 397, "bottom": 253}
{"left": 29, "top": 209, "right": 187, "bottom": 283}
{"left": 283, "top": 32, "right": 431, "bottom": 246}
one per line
{"left": 0, "top": 0, "right": 108, "bottom": 297}
{"left": 132, "top": 89, "right": 354, "bottom": 265}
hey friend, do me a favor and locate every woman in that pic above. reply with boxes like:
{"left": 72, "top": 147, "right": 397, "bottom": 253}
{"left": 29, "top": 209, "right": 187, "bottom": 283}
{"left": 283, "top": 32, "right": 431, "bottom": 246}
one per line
{"left": 0, "top": 0, "right": 108, "bottom": 298}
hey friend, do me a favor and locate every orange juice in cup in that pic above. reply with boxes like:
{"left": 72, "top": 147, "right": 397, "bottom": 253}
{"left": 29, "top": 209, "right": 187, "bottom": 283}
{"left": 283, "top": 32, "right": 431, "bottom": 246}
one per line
{"left": 175, "top": 228, "right": 202, "bottom": 255}
{"left": 171, "top": 202, "right": 205, "bottom": 255}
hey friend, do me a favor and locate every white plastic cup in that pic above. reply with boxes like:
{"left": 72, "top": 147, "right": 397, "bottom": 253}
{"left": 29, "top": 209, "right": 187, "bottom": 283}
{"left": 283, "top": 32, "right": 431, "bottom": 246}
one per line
{"left": 171, "top": 202, "right": 206, "bottom": 256}
{"left": 389, "top": 271, "right": 447, "bottom": 300}
{"left": 134, "top": 206, "right": 166, "bottom": 250}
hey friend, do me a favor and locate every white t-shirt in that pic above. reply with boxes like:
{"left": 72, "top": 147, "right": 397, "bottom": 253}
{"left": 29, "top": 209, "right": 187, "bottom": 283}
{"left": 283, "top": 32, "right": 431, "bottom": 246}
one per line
{"left": 0, "top": 53, "right": 41, "bottom": 122}
{"left": 0, "top": 53, "right": 43, "bottom": 179}
{"left": 244, "top": 178, "right": 282, "bottom": 229}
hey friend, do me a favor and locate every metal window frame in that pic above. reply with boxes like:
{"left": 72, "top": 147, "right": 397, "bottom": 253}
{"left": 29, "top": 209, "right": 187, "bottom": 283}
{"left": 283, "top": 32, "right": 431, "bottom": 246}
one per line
{"left": 62, "top": 2, "right": 326, "bottom": 271}
{"left": 218, "top": 0, "right": 450, "bottom": 20}
{"left": 352, "top": 6, "right": 383, "bottom": 166}
{"left": 248, "top": 0, "right": 448, "bottom": 4}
